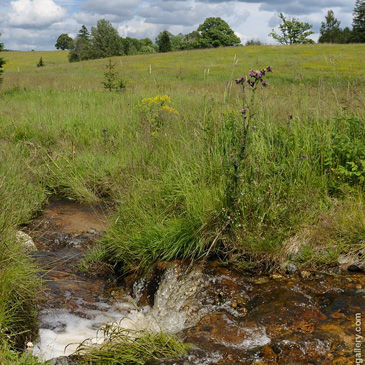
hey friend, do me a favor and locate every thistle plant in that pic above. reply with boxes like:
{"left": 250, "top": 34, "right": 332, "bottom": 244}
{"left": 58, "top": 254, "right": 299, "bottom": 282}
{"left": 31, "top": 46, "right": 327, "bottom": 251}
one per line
{"left": 235, "top": 65, "right": 273, "bottom": 112}
{"left": 234, "top": 65, "right": 273, "bottom": 159}
{"left": 228, "top": 66, "right": 274, "bottom": 210}
{"left": 204, "top": 66, "right": 274, "bottom": 258}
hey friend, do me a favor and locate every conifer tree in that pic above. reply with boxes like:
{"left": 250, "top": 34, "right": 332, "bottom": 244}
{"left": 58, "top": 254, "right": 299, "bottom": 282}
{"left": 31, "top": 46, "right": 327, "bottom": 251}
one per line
{"left": 69, "top": 25, "right": 92, "bottom": 62}
{"left": 352, "top": 0, "right": 365, "bottom": 42}
{"left": 318, "top": 10, "right": 342, "bottom": 43}
{"left": 158, "top": 31, "right": 172, "bottom": 52}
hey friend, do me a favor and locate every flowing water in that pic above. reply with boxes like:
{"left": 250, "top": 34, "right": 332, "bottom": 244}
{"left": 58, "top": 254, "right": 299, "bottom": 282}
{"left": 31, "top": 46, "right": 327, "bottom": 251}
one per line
{"left": 26, "top": 199, "right": 364, "bottom": 364}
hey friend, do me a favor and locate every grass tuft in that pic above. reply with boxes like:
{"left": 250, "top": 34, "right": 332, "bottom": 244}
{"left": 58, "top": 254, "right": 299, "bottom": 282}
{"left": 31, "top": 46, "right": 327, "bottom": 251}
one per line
{"left": 74, "top": 325, "right": 191, "bottom": 364}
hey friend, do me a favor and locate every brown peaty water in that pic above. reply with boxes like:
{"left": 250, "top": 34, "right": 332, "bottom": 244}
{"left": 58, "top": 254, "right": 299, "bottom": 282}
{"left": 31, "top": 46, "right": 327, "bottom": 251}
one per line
{"left": 26, "top": 198, "right": 365, "bottom": 364}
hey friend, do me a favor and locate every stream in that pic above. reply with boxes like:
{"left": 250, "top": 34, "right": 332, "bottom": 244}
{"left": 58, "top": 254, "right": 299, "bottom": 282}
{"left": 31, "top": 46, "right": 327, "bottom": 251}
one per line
{"left": 25, "top": 199, "right": 364, "bottom": 364}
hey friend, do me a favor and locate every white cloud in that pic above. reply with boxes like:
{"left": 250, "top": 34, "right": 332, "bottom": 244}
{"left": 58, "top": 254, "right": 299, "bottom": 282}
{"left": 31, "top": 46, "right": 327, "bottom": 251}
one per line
{"left": 72, "top": 11, "right": 114, "bottom": 25}
{"left": 2, "top": 27, "right": 60, "bottom": 50}
{"left": 81, "top": 0, "right": 140, "bottom": 18}
{"left": 139, "top": 0, "right": 249, "bottom": 27}
{"left": 117, "top": 17, "right": 160, "bottom": 38}
{"left": 9, "top": 0, "right": 67, "bottom": 28}
{"left": 0, "top": 0, "right": 357, "bottom": 50}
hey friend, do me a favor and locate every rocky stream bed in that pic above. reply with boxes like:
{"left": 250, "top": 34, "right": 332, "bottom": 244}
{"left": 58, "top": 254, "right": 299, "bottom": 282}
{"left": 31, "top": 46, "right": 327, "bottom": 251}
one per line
{"left": 22, "top": 198, "right": 364, "bottom": 364}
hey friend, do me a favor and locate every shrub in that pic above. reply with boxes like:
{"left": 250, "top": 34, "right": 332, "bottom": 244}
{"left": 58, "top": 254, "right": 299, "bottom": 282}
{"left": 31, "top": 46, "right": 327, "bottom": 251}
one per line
{"left": 245, "top": 39, "right": 263, "bottom": 46}
{"left": 324, "top": 117, "right": 365, "bottom": 194}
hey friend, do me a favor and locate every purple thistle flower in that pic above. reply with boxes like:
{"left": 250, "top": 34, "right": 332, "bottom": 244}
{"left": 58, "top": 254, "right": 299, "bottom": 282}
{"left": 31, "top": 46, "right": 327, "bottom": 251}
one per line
{"left": 261, "top": 79, "right": 269, "bottom": 86}
{"left": 267, "top": 65, "right": 273, "bottom": 73}
{"left": 241, "top": 109, "right": 247, "bottom": 114}
{"left": 251, "top": 126, "right": 257, "bottom": 130}
{"left": 235, "top": 76, "right": 245, "bottom": 84}
{"left": 249, "top": 70, "right": 261, "bottom": 79}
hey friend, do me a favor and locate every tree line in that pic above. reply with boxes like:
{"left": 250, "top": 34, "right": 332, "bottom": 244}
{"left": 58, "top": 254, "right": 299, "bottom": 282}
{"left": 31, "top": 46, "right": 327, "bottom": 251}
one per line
{"left": 270, "top": 1, "right": 365, "bottom": 45}
{"left": 319, "top": 1, "right": 365, "bottom": 44}
{"left": 56, "top": 1, "right": 365, "bottom": 63}
{"left": 55, "top": 17, "right": 241, "bottom": 62}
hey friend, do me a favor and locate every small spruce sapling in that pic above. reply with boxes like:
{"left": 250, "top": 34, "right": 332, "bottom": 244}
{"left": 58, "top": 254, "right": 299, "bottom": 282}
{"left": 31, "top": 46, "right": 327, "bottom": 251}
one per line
{"left": 37, "top": 57, "right": 45, "bottom": 67}
{"left": 102, "top": 58, "right": 126, "bottom": 92}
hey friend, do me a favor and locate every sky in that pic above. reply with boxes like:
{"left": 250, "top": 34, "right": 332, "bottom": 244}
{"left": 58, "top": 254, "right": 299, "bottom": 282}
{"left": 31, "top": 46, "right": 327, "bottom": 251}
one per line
{"left": 0, "top": 0, "right": 356, "bottom": 50}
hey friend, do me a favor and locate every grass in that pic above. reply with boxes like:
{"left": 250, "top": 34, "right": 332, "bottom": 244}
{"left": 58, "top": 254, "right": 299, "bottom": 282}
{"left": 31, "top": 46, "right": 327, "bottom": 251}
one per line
{"left": 0, "top": 143, "right": 45, "bottom": 362}
{"left": 284, "top": 195, "right": 365, "bottom": 267}
{"left": 0, "top": 341, "right": 41, "bottom": 365}
{"left": 0, "top": 43, "right": 364, "bottom": 360}
{"left": 74, "top": 326, "right": 191, "bottom": 364}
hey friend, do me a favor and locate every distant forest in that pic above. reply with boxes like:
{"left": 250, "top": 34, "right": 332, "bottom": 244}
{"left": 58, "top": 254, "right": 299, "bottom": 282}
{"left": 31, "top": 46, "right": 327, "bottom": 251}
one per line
{"left": 55, "top": 1, "right": 365, "bottom": 62}
{"left": 55, "top": 17, "right": 241, "bottom": 62}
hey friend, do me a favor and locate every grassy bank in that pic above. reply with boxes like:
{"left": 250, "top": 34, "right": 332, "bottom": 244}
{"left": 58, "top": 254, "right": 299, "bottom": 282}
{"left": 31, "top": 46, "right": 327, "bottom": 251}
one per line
{"left": 0, "top": 43, "right": 364, "bottom": 359}
{"left": 0, "top": 143, "right": 45, "bottom": 363}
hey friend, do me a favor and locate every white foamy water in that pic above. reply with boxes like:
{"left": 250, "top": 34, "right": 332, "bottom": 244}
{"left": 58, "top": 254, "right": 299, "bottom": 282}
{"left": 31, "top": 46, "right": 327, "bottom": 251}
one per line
{"left": 34, "top": 265, "right": 208, "bottom": 361}
{"left": 34, "top": 264, "right": 267, "bottom": 362}
{"left": 33, "top": 301, "right": 134, "bottom": 360}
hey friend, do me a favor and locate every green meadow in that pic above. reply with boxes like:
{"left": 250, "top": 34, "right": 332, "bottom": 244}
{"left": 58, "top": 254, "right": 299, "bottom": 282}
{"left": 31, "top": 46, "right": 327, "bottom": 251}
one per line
{"left": 0, "top": 44, "right": 364, "bottom": 362}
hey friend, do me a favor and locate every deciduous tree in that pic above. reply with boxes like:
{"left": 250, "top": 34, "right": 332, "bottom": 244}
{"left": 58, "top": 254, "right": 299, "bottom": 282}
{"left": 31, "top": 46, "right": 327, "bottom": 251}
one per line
{"left": 197, "top": 17, "right": 241, "bottom": 47}
{"left": 183, "top": 31, "right": 203, "bottom": 49}
{"left": 269, "top": 13, "right": 314, "bottom": 44}
{"left": 90, "top": 19, "right": 122, "bottom": 58}
{"left": 55, "top": 33, "right": 74, "bottom": 50}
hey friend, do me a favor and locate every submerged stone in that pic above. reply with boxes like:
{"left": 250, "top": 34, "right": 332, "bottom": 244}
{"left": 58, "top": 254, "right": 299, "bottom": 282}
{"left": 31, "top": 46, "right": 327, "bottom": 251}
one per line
{"left": 338, "top": 251, "right": 365, "bottom": 272}
{"left": 16, "top": 230, "right": 37, "bottom": 252}
{"left": 285, "top": 263, "right": 298, "bottom": 274}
